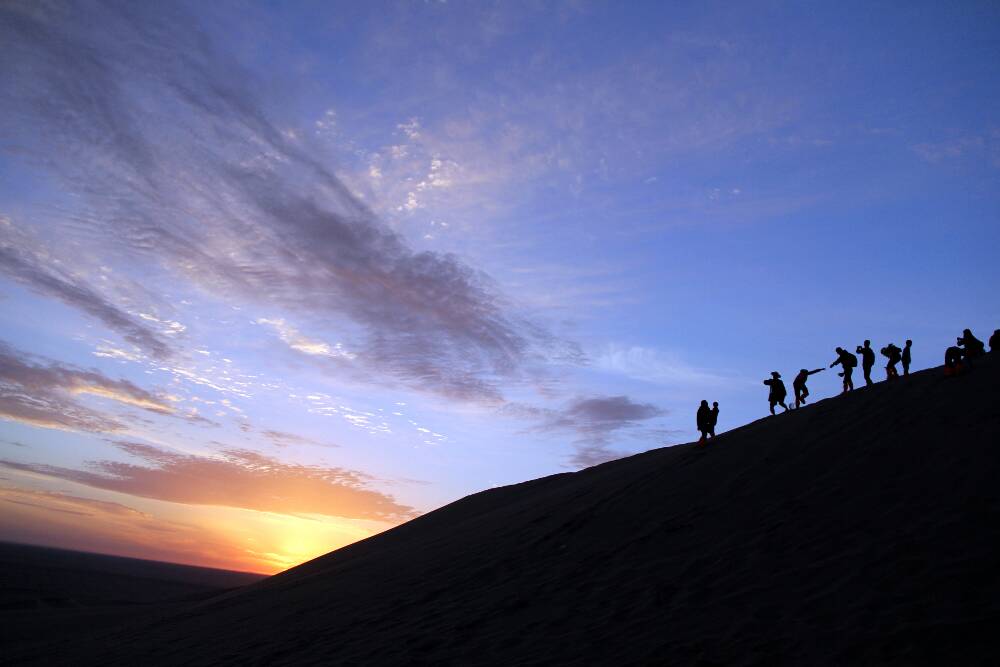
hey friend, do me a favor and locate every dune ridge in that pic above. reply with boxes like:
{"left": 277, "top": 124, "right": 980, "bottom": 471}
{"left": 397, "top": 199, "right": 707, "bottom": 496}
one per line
{"left": 11, "top": 356, "right": 1000, "bottom": 665}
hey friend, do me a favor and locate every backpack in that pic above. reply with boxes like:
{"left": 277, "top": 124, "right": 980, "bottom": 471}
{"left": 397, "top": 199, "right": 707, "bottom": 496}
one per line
{"left": 844, "top": 352, "right": 857, "bottom": 368}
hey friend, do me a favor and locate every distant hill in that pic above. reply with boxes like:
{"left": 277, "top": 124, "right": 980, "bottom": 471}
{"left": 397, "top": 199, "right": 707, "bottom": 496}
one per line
{"left": 9, "top": 356, "right": 1000, "bottom": 665}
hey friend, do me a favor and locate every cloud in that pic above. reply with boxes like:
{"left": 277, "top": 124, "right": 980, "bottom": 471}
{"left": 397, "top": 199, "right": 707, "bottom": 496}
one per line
{"left": 0, "top": 484, "right": 270, "bottom": 572}
{"left": 912, "top": 134, "right": 1000, "bottom": 167}
{"left": 594, "top": 344, "right": 731, "bottom": 387}
{"left": 261, "top": 429, "right": 339, "bottom": 448}
{"left": 0, "top": 439, "right": 416, "bottom": 522}
{"left": 505, "top": 394, "right": 666, "bottom": 467}
{"left": 0, "top": 1, "right": 559, "bottom": 403}
{"left": 257, "top": 318, "right": 356, "bottom": 360}
{"left": 0, "top": 341, "right": 176, "bottom": 432}
{"left": 0, "top": 228, "right": 172, "bottom": 359}
{"left": 0, "top": 485, "right": 150, "bottom": 520}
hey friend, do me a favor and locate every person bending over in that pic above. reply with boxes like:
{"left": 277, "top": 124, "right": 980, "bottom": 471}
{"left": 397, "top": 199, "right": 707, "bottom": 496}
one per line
{"left": 793, "top": 368, "right": 824, "bottom": 408}
{"left": 881, "top": 343, "right": 902, "bottom": 380}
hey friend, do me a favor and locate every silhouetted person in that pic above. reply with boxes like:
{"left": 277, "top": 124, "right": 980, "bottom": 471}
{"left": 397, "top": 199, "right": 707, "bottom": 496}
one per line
{"left": 763, "top": 372, "right": 788, "bottom": 415}
{"left": 944, "top": 345, "right": 964, "bottom": 376}
{"left": 881, "top": 343, "right": 902, "bottom": 380}
{"left": 991, "top": 329, "right": 1000, "bottom": 353}
{"left": 709, "top": 402, "right": 719, "bottom": 437}
{"left": 857, "top": 340, "right": 876, "bottom": 386}
{"left": 696, "top": 400, "right": 711, "bottom": 443}
{"left": 958, "top": 329, "right": 985, "bottom": 359}
{"left": 830, "top": 347, "right": 857, "bottom": 393}
{"left": 793, "top": 368, "right": 824, "bottom": 408}
{"left": 902, "top": 340, "right": 912, "bottom": 376}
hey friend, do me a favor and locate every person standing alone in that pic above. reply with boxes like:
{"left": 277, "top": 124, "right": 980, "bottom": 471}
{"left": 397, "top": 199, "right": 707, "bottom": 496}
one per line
{"left": 902, "top": 340, "right": 912, "bottom": 376}
{"left": 857, "top": 340, "right": 876, "bottom": 386}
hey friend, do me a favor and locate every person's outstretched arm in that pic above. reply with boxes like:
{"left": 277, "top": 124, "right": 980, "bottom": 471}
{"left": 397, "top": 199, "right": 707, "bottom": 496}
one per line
{"left": 809, "top": 368, "right": 824, "bottom": 375}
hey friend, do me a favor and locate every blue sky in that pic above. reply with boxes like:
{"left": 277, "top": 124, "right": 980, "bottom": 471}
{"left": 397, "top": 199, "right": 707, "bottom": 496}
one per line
{"left": 1, "top": 0, "right": 998, "bottom": 572}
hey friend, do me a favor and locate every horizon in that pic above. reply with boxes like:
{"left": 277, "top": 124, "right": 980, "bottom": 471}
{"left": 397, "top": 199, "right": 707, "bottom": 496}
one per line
{"left": 1, "top": 0, "right": 998, "bottom": 574}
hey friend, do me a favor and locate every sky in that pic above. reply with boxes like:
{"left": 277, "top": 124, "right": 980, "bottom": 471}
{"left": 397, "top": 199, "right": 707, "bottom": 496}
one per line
{"left": 1, "top": 0, "right": 998, "bottom": 574}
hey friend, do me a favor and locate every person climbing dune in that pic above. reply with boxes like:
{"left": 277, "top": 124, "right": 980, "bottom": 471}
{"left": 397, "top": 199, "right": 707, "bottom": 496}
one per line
{"left": 763, "top": 372, "right": 789, "bottom": 415}
{"left": 793, "top": 368, "right": 824, "bottom": 408}
{"left": 881, "top": 342, "right": 902, "bottom": 380}
{"left": 830, "top": 347, "right": 857, "bottom": 393}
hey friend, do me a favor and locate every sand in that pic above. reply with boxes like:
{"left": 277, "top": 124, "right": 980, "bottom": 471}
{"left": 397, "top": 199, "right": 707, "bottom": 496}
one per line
{"left": 6, "top": 355, "right": 1000, "bottom": 665}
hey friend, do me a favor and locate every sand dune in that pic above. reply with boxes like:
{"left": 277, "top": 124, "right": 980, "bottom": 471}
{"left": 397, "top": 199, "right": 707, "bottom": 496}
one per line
{"left": 8, "top": 356, "right": 1000, "bottom": 665}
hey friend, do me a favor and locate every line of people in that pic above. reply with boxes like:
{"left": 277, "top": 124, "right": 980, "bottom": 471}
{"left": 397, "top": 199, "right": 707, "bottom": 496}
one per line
{"left": 696, "top": 327, "right": 997, "bottom": 444}
{"left": 768, "top": 328, "right": 996, "bottom": 415}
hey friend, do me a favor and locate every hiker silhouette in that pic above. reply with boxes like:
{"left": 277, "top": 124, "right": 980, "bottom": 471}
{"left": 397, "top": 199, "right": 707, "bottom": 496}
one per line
{"left": 902, "top": 340, "right": 912, "bottom": 376}
{"left": 696, "top": 400, "right": 712, "bottom": 443}
{"left": 830, "top": 347, "right": 857, "bottom": 393}
{"left": 958, "top": 329, "right": 985, "bottom": 359}
{"left": 991, "top": 329, "right": 1000, "bottom": 353}
{"left": 881, "top": 343, "right": 902, "bottom": 380}
{"left": 763, "top": 372, "right": 788, "bottom": 415}
{"left": 709, "top": 402, "right": 719, "bottom": 437}
{"left": 944, "top": 345, "right": 964, "bottom": 376}
{"left": 793, "top": 368, "right": 824, "bottom": 408}
{"left": 857, "top": 340, "right": 876, "bottom": 386}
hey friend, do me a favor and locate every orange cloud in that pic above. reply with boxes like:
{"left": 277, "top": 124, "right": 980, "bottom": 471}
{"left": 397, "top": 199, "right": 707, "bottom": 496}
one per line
{"left": 0, "top": 342, "right": 177, "bottom": 433}
{"left": 0, "top": 484, "right": 385, "bottom": 573}
{"left": 0, "top": 485, "right": 260, "bottom": 571}
{"left": 1, "top": 440, "right": 417, "bottom": 522}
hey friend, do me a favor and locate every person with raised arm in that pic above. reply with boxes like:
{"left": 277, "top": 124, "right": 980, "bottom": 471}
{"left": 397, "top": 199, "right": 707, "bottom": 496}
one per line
{"left": 792, "top": 367, "right": 824, "bottom": 408}
{"left": 830, "top": 347, "right": 858, "bottom": 393}
{"left": 857, "top": 340, "right": 876, "bottom": 386}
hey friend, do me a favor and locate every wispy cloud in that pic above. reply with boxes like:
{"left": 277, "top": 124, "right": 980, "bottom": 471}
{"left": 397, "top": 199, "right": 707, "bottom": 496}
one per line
{"left": 0, "top": 484, "right": 268, "bottom": 572}
{"left": 912, "top": 132, "right": 1000, "bottom": 167}
{"left": 505, "top": 394, "right": 667, "bottom": 467}
{"left": 257, "top": 318, "right": 357, "bottom": 360}
{"left": 0, "top": 342, "right": 176, "bottom": 432}
{"left": 1, "top": 439, "right": 416, "bottom": 522}
{"left": 594, "top": 343, "right": 732, "bottom": 387}
{"left": 0, "top": 0, "right": 559, "bottom": 403}
{"left": 261, "top": 429, "right": 339, "bottom": 449}
{"left": 0, "top": 222, "right": 172, "bottom": 359}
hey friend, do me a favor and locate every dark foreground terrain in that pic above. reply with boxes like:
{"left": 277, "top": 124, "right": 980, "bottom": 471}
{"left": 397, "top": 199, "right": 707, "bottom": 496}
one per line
{"left": 0, "top": 542, "right": 264, "bottom": 654}
{"left": 6, "top": 356, "right": 1000, "bottom": 665}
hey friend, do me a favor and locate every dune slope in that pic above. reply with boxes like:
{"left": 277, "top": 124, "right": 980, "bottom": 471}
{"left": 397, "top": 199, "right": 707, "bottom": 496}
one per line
{"left": 22, "top": 357, "right": 1000, "bottom": 665}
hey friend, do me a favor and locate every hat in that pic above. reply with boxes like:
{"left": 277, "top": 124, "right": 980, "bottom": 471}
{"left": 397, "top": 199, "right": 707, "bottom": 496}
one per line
{"left": 771, "top": 371, "right": 781, "bottom": 378}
